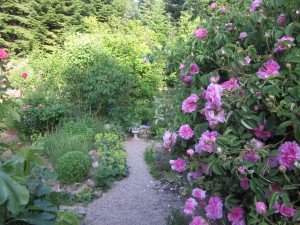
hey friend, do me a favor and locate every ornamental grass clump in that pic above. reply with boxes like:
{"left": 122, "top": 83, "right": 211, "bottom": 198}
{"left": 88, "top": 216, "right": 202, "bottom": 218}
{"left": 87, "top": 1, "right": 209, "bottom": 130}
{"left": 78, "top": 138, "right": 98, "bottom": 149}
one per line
{"left": 56, "top": 151, "right": 90, "bottom": 184}
{"left": 164, "top": 0, "right": 300, "bottom": 224}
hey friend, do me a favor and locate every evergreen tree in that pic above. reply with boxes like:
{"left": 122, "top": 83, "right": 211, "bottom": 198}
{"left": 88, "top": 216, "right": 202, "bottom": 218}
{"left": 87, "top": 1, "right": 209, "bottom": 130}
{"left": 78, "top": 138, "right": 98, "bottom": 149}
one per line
{"left": 139, "top": 0, "right": 172, "bottom": 42}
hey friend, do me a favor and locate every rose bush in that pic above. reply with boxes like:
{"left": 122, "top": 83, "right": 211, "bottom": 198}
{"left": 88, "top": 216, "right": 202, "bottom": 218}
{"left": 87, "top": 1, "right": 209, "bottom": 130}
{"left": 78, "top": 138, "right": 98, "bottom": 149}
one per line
{"left": 164, "top": 0, "right": 300, "bottom": 224}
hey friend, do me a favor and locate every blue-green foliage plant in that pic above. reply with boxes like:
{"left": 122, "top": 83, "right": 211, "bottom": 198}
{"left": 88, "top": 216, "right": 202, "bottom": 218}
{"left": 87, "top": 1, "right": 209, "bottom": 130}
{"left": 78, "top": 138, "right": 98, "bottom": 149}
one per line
{"left": 94, "top": 133, "right": 129, "bottom": 189}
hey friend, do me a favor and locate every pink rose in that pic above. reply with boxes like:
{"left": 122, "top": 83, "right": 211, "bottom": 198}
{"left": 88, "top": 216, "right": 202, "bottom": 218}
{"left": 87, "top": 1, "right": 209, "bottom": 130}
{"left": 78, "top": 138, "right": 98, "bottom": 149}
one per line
{"left": 228, "top": 207, "right": 244, "bottom": 223}
{"left": 205, "top": 196, "right": 223, "bottom": 220}
{"left": 237, "top": 167, "right": 246, "bottom": 175}
{"left": 182, "top": 94, "right": 199, "bottom": 113}
{"left": 22, "top": 72, "right": 28, "bottom": 78}
{"left": 278, "top": 141, "right": 300, "bottom": 170}
{"left": 192, "top": 188, "right": 206, "bottom": 200}
{"left": 170, "top": 158, "right": 186, "bottom": 172}
{"left": 239, "top": 32, "right": 248, "bottom": 40}
{"left": 221, "top": 77, "right": 239, "bottom": 91}
{"left": 221, "top": 6, "right": 228, "bottom": 13}
{"left": 189, "top": 216, "right": 209, "bottom": 225}
{"left": 277, "top": 13, "right": 285, "bottom": 26}
{"left": 187, "top": 149, "right": 194, "bottom": 156}
{"left": 210, "top": 75, "right": 220, "bottom": 84}
{"left": 0, "top": 49, "right": 7, "bottom": 60}
{"left": 256, "top": 202, "right": 267, "bottom": 214}
{"left": 251, "top": 124, "right": 272, "bottom": 140}
{"left": 250, "top": 0, "right": 261, "bottom": 12}
{"left": 280, "top": 204, "right": 296, "bottom": 217}
{"left": 190, "top": 63, "right": 200, "bottom": 75}
{"left": 184, "top": 198, "right": 198, "bottom": 215}
{"left": 211, "top": 3, "right": 217, "bottom": 9}
{"left": 179, "top": 124, "right": 194, "bottom": 139}
{"left": 195, "top": 28, "right": 208, "bottom": 40}
{"left": 257, "top": 59, "right": 280, "bottom": 79}
{"left": 195, "top": 130, "right": 219, "bottom": 154}
{"left": 240, "top": 178, "right": 249, "bottom": 190}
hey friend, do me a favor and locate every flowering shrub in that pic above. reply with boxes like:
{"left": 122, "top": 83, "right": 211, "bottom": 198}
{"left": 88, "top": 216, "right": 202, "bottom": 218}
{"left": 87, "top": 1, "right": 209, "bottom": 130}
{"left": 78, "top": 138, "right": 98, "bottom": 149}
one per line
{"left": 165, "top": 0, "right": 300, "bottom": 224}
{"left": 17, "top": 101, "right": 68, "bottom": 138}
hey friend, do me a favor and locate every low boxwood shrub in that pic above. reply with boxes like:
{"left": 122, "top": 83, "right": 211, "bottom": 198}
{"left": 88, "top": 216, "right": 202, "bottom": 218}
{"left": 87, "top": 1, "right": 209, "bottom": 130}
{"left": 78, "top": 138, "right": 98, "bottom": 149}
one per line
{"left": 56, "top": 151, "right": 90, "bottom": 184}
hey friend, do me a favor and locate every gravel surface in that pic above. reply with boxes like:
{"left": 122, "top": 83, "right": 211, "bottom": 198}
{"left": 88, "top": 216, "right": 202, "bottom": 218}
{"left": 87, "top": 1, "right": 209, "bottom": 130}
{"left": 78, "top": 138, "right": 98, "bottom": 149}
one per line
{"left": 84, "top": 139, "right": 182, "bottom": 225}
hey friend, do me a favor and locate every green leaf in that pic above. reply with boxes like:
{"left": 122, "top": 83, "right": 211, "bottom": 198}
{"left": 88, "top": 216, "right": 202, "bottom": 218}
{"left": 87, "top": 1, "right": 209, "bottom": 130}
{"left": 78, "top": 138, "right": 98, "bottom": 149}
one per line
{"left": 250, "top": 180, "right": 258, "bottom": 192}
{"left": 262, "top": 85, "right": 280, "bottom": 95}
{"left": 278, "top": 120, "right": 293, "bottom": 130}
{"left": 241, "top": 119, "right": 253, "bottom": 129}
{"left": 269, "top": 191, "right": 279, "bottom": 209}
{"left": 285, "top": 23, "right": 293, "bottom": 36}
{"left": 212, "top": 163, "right": 224, "bottom": 175}
{"left": 0, "top": 171, "right": 29, "bottom": 214}
{"left": 281, "top": 192, "right": 290, "bottom": 208}
{"left": 293, "top": 211, "right": 300, "bottom": 222}
{"left": 295, "top": 125, "right": 300, "bottom": 143}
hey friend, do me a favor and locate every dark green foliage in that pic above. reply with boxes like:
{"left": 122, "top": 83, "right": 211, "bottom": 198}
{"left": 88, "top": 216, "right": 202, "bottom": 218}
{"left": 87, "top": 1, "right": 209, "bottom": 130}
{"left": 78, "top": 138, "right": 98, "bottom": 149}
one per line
{"left": 61, "top": 43, "right": 134, "bottom": 112}
{"left": 0, "top": 0, "right": 137, "bottom": 54}
{"left": 56, "top": 151, "right": 90, "bottom": 184}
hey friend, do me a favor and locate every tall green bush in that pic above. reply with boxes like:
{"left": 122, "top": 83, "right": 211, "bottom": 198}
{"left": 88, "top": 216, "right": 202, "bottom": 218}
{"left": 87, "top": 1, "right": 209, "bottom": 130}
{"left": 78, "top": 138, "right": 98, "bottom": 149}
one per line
{"left": 164, "top": 0, "right": 300, "bottom": 224}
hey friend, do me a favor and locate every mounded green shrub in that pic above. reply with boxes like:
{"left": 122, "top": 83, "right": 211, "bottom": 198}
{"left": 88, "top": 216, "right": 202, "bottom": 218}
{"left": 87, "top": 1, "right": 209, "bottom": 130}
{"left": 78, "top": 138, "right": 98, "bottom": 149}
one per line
{"left": 56, "top": 151, "right": 90, "bottom": 184}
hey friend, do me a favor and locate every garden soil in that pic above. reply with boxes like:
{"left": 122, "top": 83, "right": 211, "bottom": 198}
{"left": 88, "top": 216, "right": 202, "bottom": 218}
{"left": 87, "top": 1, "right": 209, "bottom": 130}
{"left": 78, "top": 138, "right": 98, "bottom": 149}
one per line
{"left": 84, "top": 139, "right": 182, "bottom": 225}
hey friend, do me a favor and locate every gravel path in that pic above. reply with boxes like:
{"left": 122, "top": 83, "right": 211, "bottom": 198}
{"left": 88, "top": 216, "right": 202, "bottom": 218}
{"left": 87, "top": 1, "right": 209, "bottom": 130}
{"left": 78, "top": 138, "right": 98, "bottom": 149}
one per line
{"left": 84, "top": 139, "right": 182, "bottom": 225}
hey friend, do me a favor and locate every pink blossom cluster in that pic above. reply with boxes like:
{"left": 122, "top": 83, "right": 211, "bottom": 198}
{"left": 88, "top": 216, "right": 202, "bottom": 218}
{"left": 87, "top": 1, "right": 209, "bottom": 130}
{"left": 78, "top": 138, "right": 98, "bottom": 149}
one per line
{"left": 190, "top": 63, "right": 200, "bottom": 75}
{"left": 257, "top": 59, "right": 280, "bottom": 79}
{"left": 180, "top": 72, "right": 193, "bottom": 86}
{"left": 189, "top": 216, "right": 208, "bottom": 225}
{"left": 243, "top": 150, "right": 260, "bottom": 163}
{"left": 250, "top": 124, "right": 272, "bottom": 140}
{"left": 210, "top": 2, "right": 217, "bottom": 10}
{"left": 163, "top": 130, "right": 177, "bottom": 150}
{"left": 256, "top": 202, "right": 267, "bottom": 214}
{"left": 0, "top": 48, "right": 7, "bottom": 60}
{"left": 221, "top": 77, "right": 240, "bottom": 91}
{"left": 205, "top": 196, "right": 223, "bottom": 220}
{"left": 195, "top": 130, "right": 219, "bottom": 154}
{"left": 221, "top": 6, "right": 228, "bottom": 14}
{"left": 274, "top": 36, "right": 295, "bottom": 53}
{"left": 195, "top": 28, "right": 208, "bottom": 40}
{"left": 192, "top": 188, "right": 206, "bottom": 205}
{"left": 184, "top": 197, "right": 198, "bottom": 215}
{"left": 240, "top": 178, "right": 250, "bottom": 190}
{"left": 239, "top": 32, "right": 248, "bottom": 40}
{"left": 250, "top": 0, "right": 261, "bottom": 12}
{"left": 22, "top": 105, "right": 31, "bottom": 110}
{"left": 170, "top": 158, "right": 186, "bottom": 172}
{"left": 277, "top": 13, "right": 285, "bottom": 26}
{"left": 201, "top": 83, "right": 226, "bottom": 127}
{"left": 278, "top": 141, "right": 300, "bottom": 170}
{"left": 182, "top": 94, "right": 199, "bottom": 113}
{"left": 179, "top": 124, "right": 194, "bottom": 139}
{"left": 228, "top": 207, "right": 245, "bottom": 225}
{"left": 22, "top": 72, "right": 28, "bottom": 78}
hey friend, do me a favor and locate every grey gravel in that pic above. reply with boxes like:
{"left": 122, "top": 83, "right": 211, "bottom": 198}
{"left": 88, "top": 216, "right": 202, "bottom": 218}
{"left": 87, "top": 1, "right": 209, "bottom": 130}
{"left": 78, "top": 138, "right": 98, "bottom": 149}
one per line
{"left": 84, "top": 139, "right": 182, "bottom": 225}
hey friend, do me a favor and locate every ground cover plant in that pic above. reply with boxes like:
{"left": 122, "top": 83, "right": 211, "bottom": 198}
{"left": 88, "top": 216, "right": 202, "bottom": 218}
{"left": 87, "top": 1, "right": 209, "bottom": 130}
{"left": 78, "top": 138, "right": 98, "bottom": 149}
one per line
{"left": 93, "top": 132, "right": 129, "bottom": 189}
{"left": 163, "top": 0, "right": 300, "bottom": 224}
